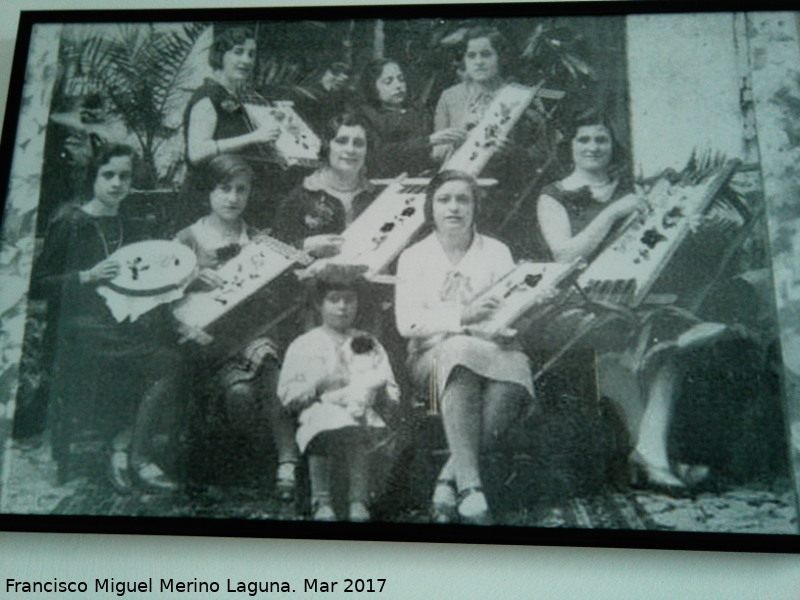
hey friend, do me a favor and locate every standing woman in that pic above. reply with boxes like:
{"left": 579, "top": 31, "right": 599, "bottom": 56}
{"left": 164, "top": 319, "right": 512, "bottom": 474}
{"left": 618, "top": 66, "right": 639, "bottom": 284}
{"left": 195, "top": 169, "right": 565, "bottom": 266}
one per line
{"left": 357, "top": 58, "right": 465, "bottom": 179}
{"left": 34, "top": 144, "right": 183, "bottom": 493}
{"left": 274, "top": 112, "right": 376, "bottom": 259}
{"left": 395, "top": 170, "right": 534, "bottom": 525}
{"left": 182, "top": 26, "right": 284, "bottom": 229}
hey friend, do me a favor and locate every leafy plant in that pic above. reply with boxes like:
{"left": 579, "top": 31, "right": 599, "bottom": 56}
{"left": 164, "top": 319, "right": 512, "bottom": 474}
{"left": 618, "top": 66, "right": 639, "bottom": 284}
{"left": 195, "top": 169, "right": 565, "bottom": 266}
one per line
{"left": 60, "top": 23, "right": 207, "bottom": 188}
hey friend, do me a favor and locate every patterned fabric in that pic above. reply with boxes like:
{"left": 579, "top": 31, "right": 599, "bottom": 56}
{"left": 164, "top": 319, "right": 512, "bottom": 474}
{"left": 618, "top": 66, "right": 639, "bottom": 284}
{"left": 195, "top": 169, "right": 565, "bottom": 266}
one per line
{"left": 180, "top": 78, "right": 298, "bottom": 230}
{"left": 537, "top": 180, "right": 631, "bottom": 262}
{"left": 434, "top": 82, "right": 498, "bottom": 132}
{"left": 273, "top": 170, "right": 376, "bottom": 247}
{"left": 174, "top": 216, "right": 279, "bottom": 383}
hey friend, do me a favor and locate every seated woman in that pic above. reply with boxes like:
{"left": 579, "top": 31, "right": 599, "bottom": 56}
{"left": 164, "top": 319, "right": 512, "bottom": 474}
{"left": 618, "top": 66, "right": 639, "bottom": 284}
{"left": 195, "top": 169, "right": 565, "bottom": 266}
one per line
{"left": 274, "top": 111, "right": 376, "bottom": 258}
{"left": 175, "top": 153, "right": 299, "bottom": 499}
{"left": 395, "top": 170, "right": 534, "bottom": 525}
{"left": 357, "top": 58, "right": 465, "bottom": 179}
{"left": 33, "top": 143, "right": 183, "bottom": 493}
{"left": 278, "top": 273, "right": 399, "bottom": 522}
{"left": 534, "top": 113, "right": 718, "bottom": 493}
{"left": 182, "top": 26, "right": 297, "bottom": 230}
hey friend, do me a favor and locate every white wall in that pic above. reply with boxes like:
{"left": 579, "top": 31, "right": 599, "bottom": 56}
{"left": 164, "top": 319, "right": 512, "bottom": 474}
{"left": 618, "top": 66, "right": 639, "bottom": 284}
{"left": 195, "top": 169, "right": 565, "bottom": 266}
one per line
{"left": 627, "top": 13, "right": 746, "bottom": 177}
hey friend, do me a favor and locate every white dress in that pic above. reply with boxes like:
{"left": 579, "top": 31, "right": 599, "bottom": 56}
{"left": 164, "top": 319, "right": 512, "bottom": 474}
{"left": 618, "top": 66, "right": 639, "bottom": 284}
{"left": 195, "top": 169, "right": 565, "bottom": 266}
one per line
{"left": 277, "top": 327, "right": 400, "bottom": 453}
{"left": 395, "top": 232, "right": 534, "bottom": 410}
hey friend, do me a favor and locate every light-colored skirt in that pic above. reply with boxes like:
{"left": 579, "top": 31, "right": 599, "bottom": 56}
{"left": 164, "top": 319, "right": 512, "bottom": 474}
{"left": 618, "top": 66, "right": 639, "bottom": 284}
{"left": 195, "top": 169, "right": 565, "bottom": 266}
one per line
{"left": 408, "top": 334, "right": 534, "bottom": 413}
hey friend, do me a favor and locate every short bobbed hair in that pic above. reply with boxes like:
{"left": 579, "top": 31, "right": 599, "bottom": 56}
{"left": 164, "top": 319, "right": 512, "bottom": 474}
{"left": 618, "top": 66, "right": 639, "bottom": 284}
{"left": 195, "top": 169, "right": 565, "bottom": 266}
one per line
{"left": 359, "top": 58, "right": 404, "bottom": 108}
{"left": 319, "top": 112, "right": 371, "bottom": 164}
{"left": 196, "top": 153, "right": 254, "bottom": 197}
{"left": 310, "top": 266, "right": 368, "bottom": 308}
{"left": 461, "top": 26, "right": 513, "bottom": 77}
{"left": 423, "top": 170, "right": 484, "bottom": 228}
{"left": 209, "top": 26, "right": 256, "bottom": 71}
{"left": 558, "top": 110, "right": 628, "bottom": 178}
{"left": 86, "top": 143, "right": 136, "bottom": 192}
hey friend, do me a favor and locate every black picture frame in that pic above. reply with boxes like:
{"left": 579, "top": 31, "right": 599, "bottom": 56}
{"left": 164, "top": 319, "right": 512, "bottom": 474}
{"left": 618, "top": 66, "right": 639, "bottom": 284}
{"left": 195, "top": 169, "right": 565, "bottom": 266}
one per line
{"left": 0, "top": 2, "right": 798, "bottom": 553}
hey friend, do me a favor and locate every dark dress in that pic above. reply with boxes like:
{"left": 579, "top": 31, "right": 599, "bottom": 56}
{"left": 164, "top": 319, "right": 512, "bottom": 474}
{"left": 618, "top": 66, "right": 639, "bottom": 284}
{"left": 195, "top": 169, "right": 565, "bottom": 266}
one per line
{"left": 273, "top": 175, "right": 377, "bottom": 248}
{"left": 273, "top": 174, "right": 388, "bottom": 339}
{"left": 522, "top": 178, "right": 738, "bottom": 368}
{"left": 180, "top": 78, "right": 304, "bottom": 230}
{"left": 291, "top": 80, "right": 355, "bottom": 137}
{"left": 536, "top": 180, "right": 631, "bottom": 262}
{"left": 34, "top": 204, "right": 182, "bottom": 474}
{"left": 517, "top": 179, "right": 643, "bottom": 353}
{"left": 357, "top": 103, "right": 435, "bottom": 179}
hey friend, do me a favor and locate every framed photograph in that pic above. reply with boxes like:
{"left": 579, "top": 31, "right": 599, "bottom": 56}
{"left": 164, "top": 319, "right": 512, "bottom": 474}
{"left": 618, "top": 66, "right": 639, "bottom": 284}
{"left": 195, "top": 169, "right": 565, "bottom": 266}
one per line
{"left": 0, "top": 3, "right": 798, "bottom": 552}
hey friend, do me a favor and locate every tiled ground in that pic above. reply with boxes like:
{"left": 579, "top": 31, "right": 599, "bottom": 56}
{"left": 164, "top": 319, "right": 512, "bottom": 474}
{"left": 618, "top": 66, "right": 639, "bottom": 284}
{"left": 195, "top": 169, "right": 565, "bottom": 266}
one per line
{"left": 3, "top": 438, "right": 796, "bottom": 535}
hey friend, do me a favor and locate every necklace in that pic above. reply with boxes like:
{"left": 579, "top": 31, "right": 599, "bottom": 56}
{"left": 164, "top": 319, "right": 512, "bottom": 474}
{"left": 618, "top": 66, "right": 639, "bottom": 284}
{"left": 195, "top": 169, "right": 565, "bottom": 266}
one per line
{"left": 93, "top": 216, "right": 124, "bottom": 257}
{"left": 589, "top": 179, "right": 618, "bottom": 203}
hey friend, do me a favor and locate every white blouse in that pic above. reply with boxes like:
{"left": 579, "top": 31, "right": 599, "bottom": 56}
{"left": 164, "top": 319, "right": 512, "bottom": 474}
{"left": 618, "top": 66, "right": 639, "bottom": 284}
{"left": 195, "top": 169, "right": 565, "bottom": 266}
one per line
{"left": 277, "top": 326, "right": 399, "bottom": 452}
{"left": 395, "top": 232, "right": 515, "bottom": 339}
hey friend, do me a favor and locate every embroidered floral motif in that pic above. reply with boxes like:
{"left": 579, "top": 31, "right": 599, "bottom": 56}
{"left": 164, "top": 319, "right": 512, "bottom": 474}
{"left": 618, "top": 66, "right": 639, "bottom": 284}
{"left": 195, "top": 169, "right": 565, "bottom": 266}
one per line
{"left": 220, "top": 98, "right": 241, "bottom": 114}
{"left": 303, "top": 196, "right": 337, "bottom": 231}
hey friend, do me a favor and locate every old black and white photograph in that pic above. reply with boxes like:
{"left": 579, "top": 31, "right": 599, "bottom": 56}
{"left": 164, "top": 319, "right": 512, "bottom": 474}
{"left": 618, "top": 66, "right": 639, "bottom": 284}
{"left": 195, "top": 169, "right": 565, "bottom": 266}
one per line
{"left": 0, "top": 5, "right": 798, "bottom": 548}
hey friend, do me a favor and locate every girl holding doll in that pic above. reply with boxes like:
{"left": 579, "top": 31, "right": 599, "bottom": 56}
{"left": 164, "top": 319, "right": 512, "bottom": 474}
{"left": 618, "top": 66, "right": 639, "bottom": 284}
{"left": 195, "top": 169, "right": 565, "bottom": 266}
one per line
{"left": 278, "top": 273, "right": 399, "bottom": 522}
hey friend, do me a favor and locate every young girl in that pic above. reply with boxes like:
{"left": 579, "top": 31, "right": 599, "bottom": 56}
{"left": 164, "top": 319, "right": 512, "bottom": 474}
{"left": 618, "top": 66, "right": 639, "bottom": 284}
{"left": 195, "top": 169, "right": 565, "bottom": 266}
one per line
{"left": 175, "top": 153, "right": 298, "bottom": 498}
{"left": 35, "top": 143, "right": 183, "bottom": 493}
{"left": 278, "top": 274, "right": 399, "bottom": 522}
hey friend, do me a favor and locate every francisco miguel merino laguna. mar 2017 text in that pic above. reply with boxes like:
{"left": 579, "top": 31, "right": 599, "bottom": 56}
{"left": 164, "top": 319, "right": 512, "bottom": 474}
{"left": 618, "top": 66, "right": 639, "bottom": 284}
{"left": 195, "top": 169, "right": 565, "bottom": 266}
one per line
{"left": 5, "top": 577, "right": 388, "bottom": 595}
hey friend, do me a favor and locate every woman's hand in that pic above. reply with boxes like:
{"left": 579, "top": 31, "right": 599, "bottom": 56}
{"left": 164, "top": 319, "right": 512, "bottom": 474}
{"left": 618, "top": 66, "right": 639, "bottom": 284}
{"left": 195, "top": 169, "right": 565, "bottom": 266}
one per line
{"left": 461, "top": 296, "right": 501, "bottom": 326}
{"left": 249, "top": 121, "right": 281, "bottom": 145}
{"left": 606, "top": 193, "right": 646, "bottom": 221}
{"left": 81, "top": 258, "right": 120, "bottom": 284}
{"left": 196, "top": 268, "right": 225, "bottom": 289}
{"left": 429, "top": 128, "right": 466, "bottom": 147}
{"left": 303, "top": 234, "right": 344, "bottom": 258}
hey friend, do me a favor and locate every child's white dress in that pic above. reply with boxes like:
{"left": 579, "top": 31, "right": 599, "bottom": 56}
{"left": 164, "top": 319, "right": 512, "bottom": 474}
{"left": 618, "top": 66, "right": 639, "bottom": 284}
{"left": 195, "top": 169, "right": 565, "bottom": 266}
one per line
{"left": 278, "top": 327, "right": 400, "bottom": 453}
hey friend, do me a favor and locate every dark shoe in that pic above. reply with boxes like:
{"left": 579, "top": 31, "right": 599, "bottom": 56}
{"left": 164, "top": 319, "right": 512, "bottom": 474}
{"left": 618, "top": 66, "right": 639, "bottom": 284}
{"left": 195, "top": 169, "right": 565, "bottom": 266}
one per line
{"left": 457, "top": 487, "right": 492, "bottom": 526}
{"left": 133, "top": 462, "right": 178, "bottom": 493}
{"left": 431, "top": 479, "right": 457, "bottom": 524}
{"left": 108, "top": 450, "right": 133, "bottom": 495}
{"left": 630, "top": 452, "right": 687, "bottom": 497}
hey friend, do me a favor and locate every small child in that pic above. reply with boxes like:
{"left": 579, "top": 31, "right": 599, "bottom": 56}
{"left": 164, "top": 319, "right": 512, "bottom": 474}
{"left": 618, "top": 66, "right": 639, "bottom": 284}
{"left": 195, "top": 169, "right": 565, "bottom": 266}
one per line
{"left": 175, "top": 153, "right": 299, "bottom": 498}
{"left": 278, "top": 273, "right": 399, "bottom": 522}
